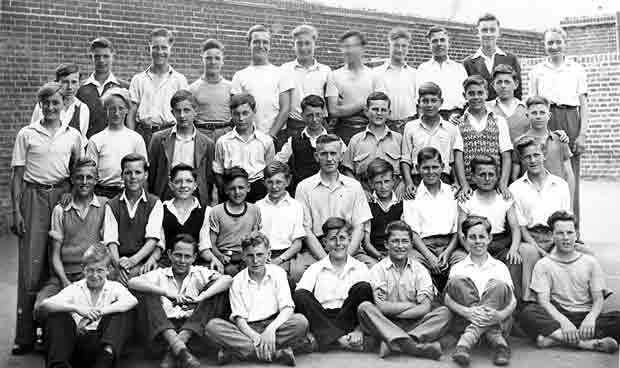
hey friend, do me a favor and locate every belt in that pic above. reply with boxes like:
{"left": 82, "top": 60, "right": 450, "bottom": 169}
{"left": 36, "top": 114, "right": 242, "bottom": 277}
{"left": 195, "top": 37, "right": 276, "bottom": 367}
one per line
{"left": 195, "top": 121, "right": 233, "bottom": 130}
{"left": 550, "top": 103, "right": 578, "bottom": 110}
{"left": 25, "top": 179, "right": 69, "bottom": 190}
{"left": 137, "top": 121, "right": 175, "bottom": 132}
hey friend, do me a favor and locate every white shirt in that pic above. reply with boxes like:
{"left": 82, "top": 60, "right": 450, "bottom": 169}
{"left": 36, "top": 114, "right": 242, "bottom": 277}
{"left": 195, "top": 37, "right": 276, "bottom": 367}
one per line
{"left": 402, "top": 182, "right": 458, "bottom": 238}
{"left": 83, "top": 73, "right": 121, "bottom": 96}
{"left": 213, "top": 127, "right": 275, "bottom": 182}
{"left": 509, "top": 171, "right": 571, "bottom": 227}
{"left": 31, "top": 98, "right": 89, "bottom": 147}
{"left": 296, "top": 255, "right": 370, "bottom": 309}
{"left": 231, "top": 64, "right": 295, "bottom": 133}
{"left": 472, "top": 47, "right": 507, "bottom": 76}
{"left": 529, "top": 59, "right": 588, "bottom": 106}
{"left": 401, "top": 118, "right": 463, "bottom": 173}
{"left": 373, "top": 62, "right": 417, "bottom": 120}
{"left": 159, "top": 198, "right": 212, "bottom": 252}
{"left": 129, "top": 66, "right": 188, "bottom": 125}
{"left": 275, "top": 128, "right": 346, "bottom": 163}
{"left": 102, "top": 190, "right": 164, "bottom": 246}
{"left": 458, "top": 192, "right": 514, "bottom": 234}
{"left": 230, "top": 264, "right": 294, "bottom": 322}
{"left": 449, "top": 254, "right": 514, "bottom": 298}
{"left": 280, "top": 59, "right": 333, "bottom": 121}
{"left": 462, "top": 110, "right": 513, "bottom": 153}
{"left": 256, "top": 194, "right": 306, "bottom": 251}
{"left": 416, "top": 57, "right": 468, "bottom": 110}
{"left": 171, "top": 127, "right": 196, "bottom": 168}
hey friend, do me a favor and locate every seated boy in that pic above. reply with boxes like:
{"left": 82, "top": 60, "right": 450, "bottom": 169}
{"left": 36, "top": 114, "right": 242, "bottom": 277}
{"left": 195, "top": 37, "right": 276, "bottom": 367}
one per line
{"left": 357, "top": 220, "right": 449, "bottom": 360}
{"left": 128, "top": 234, "right": 232, "bottom": 368}
{"left": 446, "top": 215, "right": 517, "bottom": 367}
{"left": 256, "top": 161, "right": 307, "bottom": 282}
{"left": 293, "top": 217, "right": 373, "bottom": 351}
{"left": 38, "top": 244, "right": 137, "bottom": 368}
{"left": 403, "top": 147, "right": 467, "bottom": 289}
{"left": 205, "top": 232, "right": 308, "bottom": 366}
{"left": 519, "top": 211, "right": 619, "bottom": 354}
{"left": 209, "top": 167, "right": 262, "bottom": 275}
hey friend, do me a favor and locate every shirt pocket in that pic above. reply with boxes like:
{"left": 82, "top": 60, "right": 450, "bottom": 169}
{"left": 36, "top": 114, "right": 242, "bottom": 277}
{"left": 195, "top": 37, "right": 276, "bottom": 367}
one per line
{"left": 384, "top": 150, "right": 402, "bottom": 168}
{"left": 353, "top": 152, "right": 370, "bottom": 170}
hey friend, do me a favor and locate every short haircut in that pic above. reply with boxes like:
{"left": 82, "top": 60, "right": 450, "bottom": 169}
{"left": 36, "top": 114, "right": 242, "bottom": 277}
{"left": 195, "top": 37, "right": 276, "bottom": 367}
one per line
{"left": 241, "top": 231, "right": 270, "bottom": 251}
{"left": 169, "top": 163, "right": 197, "bottom": 181}
{"left": 322, "top": 217, "right": 353, "bottom": 236}
{"left": 247, "top": 24, "right": 269, "bottom": 45}
{"left": 416, "top": 146, "right": 443, "bottom": 165}
{"left": 300, "top": 94, "right": 325, "bottom": 111}
{"left": 291, "top": 24, "right": 318, "bottom": 40}
{"left": 462, "top": 215, "right": 492, "bottom": 237}
{"left": 316, "top": 134, "right": 342, "bottom": 148}
{"left": 263, "top": 161, "right": 291, "bottom": 179}
{"left": 71, "top": 158, "right": 97, "bottom": 176}
{"left": 101, "top": 87, "right": 131, "bottom": 109}
{"left": 223, "top": 166, "right": 249, "bottom": 185}
{"left": 89, "top": 37, "right": 114, "bottom": 52}
{"left": 526, "top": 95, "right": 550, "bottom": 108}
{"left": 170, "top": 89, "right": 198, "bottom": 109}
{"left": 477, "top": 13, "right": 500, "bottom": 27}
{"left": 201, "top": 38, "right": 224, "bottom": 53}
{"left": 366, "top": 91, "right": 391, "bottom": 108}
{"left": 463, "top": 75, "right": 488, "bottom": 92}
{"left": 151, "top": 28, "right": 174, "bottom": 44}
{"left": 426, "top": 26, "right": 448, "bottom": 40}
{"left": 492, "top": 64, "right": 517, "bottom": 81}
{"left": 366, "top": 158, "right": 394, "bottom": 180}
{"left": 37, "top": 82, "right": 63, "bottom": 102}
{"left": 55, "top": 63, "right": 79, "bottom": 81}
{"left": 121, "top": 153, "right": 149, "bottom": 172}
{"left": 339, "top": 29, "right": 367, "bottom": 46}
{"left": 82, "top": 243, "right": 112, "bottom": 266}
{"left": 470, "top": 154, "right": 498, "bottom": 173}
{"left": 547, "top": 210, "right": 577, "bottom": 231}
{"left": 171, "top": 233, "right": 198, "bottom": 254}
{"left": 543, "top": 27, "right": 568, "bottom": 41}
{"left": 514, "top": 135, "right": 545, "bottom": 157}
{"left": 388, "top": 27, "right": 411, "bottom": 42}
{"left": 418, "top": 81, "right": 443, "bottom": 100}
{"left": 230, "top": 93, "right": 256, "bottom": 111}
{"left": 384, "top": 220, "right": 413, "bottom": 241}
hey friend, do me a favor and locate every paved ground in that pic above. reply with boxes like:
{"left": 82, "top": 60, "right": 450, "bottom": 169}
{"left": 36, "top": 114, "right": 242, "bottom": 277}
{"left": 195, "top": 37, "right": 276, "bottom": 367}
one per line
{"left": 1, "top": 180, "right": 618, "bottom": 367}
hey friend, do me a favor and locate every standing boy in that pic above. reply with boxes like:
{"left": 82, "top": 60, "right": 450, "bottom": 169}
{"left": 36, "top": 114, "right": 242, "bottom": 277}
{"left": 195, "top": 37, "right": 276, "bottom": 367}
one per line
{"left": 487, "top": 64, "right": 530, "bottom": 142}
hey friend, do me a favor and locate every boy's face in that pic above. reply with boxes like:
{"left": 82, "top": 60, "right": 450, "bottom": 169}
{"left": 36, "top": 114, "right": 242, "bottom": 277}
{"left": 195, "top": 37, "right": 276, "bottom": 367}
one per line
{"left": 72, "top": 166, "right": 97, "bottom": 198}
{"left": 322, "top": 228, "right": 350, "bottom": 260}
{"left": 464, "top": 84, "right": 488, "bottom": 111}
{"left": 265, "top": 172, "right": 290, "bottom": 201}
{"left": 472, "top": 164, "right": 498, "bottom": 192}
{"left": 552, "top": 220, "right": 577, "bottom": 254}
{"left": 122, "top": 160, "right": 148, "bottom": 192}
{"left": 493, "top": 73, "right": 517, "bottom": 100}
{"left": 59, "top": 72, "right": 80, "bottom": 98}
{"left": 250, "top": 31, "right": 271, "bottom": 62}
{"left": 544, "top": 31, "right": 565, "bottom": 57}
{"left": 169, "top": 241, "right": 196, "bottom": 275}
{"left": 520, "top": 144, "right": 545, "bottom": 175}
{"left": 172, "top": 99, "right": 197, "bottom": 129}
{"left": 301, "top": 105, "right": 325, "bottom": 131}
{"left": 169, "top": 170, "right": 197, "bottom": 200}
{"left": 231, "top": 103, "right": 255, "bottom": 131}
{"left": 371, "top": 171, "right": 395, "bottom": 200}
{"left": 150, "top": 36, "right": 171, "bottom": 66}
{"left": 242, "top": 243, "right": 270, "bottom": 274}
{"left": 389, "top": 37, "right": 409, "bottom": 63}
{"left": 428, "top": 31, "right": 449, "bottom": 58}
{"left": 202, "top": 48, "right": 223, "bottom": 75}
{"left": 84, "top": 259, "right": 110, "bottom": 289}
{"left": 225, "top": 177, "right": 250, "bottom": 205}
{"left": 315, "top": 141, "right": 343, "bottom": 174}
{"left": 341, "top": 35, "right": 363, "bottom": 63}
{"left": 386, "top": 230, "right": 412, "bottom": 262}
{"left": 105, "top": 96, "right": 128, "bottom": 127}
{"left": 416, "top": 158, "right": 443, "bottom": 186}
{"left": 294, "top": 33, "right": 315, "bottom": 60}
{"left": 526, "top": 103, "right": 550, "bottom": 130}
{"left": 418, "top": 93, "right": 442, "bottom": 118}
{"left": 477, "top": 20, "right": 500, "bottom": 48}
{"left": 40, "top": 92, "right": 64, "bottom": 121}
{"left": 365, "top": 99, "right": 390, "bottom": 127}
{"left": 90, "top": 47, "right": 113, "bottom": 74}
{"left": 466, "top": 224, "right": 491, "bottom": 258}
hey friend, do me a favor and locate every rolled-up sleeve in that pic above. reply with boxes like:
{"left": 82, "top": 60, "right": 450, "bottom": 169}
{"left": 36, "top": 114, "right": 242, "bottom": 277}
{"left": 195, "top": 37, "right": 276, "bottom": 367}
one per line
{"left": 103, "top": 204, "right": 119, "bottom": 246}
{"left": 229, "top": 279, "right": 248, "bottom": 321}
{"left": 144, "top": 200, "right": 163, "bottom": 241}
{"left": 48, "top": 204, "right": 65, "bottom": 242}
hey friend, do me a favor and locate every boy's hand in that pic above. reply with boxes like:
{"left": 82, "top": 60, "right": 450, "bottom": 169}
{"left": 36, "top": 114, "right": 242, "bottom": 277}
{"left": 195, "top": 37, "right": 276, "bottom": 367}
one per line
{"left": 579, "top": 313, "right": 596, "bottom": 340}
{"left": 118, "top": 256, "right": 135, "bottom": 270}
{"left": 560, "top": 319, "right": 579, "bottom": 344}
{"left": 449, "top": 113, "right": 463, "bottom": 126}
{"left": 574, "top": 135, "right": 586, "bottom": 155}
{"left": 496, "top": 184, "right": 512, "bottom": 201}
{"left": 258, "top": 327, "right": 277, "bottom": 361}
{"left": 456, "top": 184, "right": 473, "bottom": 202}
{"left": 553, "top": 129, "right": 569, "bottom": 144}
{"left": 437, "top": 250, "right": 451, "bottom": 269}
{"left": 506, "top": 248, "right": 522, "bottom": 264}
{"left": 58, "top": 193, "right": 73, "bottom": 208}
{"left": 141, "top": 257, "right": 158, "bottom": 274}
{"left": 11, "top": 212, "right": 25, "bottom": 237}
{"left": 403, "top": 183, "right": 417, "bottom": 200}
{"left": 210, "top": 257, "right": 225, "bottom": 273}
{"left": 427, "top": 254, "right": 444, "bottom": 274}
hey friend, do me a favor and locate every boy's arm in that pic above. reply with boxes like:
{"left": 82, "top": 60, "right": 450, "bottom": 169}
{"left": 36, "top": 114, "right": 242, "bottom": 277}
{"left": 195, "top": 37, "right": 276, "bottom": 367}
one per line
{"left": 456, "top": 207, "right": 469, "bottom": 252}
{"left": 363, "top": 229, "right": 383, "bottom": 260}
{"left": 99, "top": 287, "right": 138, "bottom": 315}
{"left": 394, "top": 297, "right": 432, "bottom": 319}
{"left": 511, "top": 153, "right": 521, "bottom": 182}
{"left": 10, "top": 166, "right": 26, "bottom": 236}
{"left": 234, "top": 317, "right": 262, "bottom": 345}
{"left": 537, "top": 290, "right": 576, "bottom": 328}
{"left": 444, "top": 293, "right": 473, "bottom": 320}
{"left": 453, "top": 150, "right": 472, "bottom": 198}
{"left": 276, "top": 238, "right": 303, "bottom": 265}
{"left": 50, "top": 238, "right": 71, "bottom": 287}
{"left": 127, "top": 103, "right": 137, "bottom": 130}
{"left": 269, "top": 90, "right": 292, "bottom": 138}
{"left": 348, "top": 222, "right": 364, "bottom": 255}
{"left": 411, "top": 231, "right": 441, "bottom": 273}
{"left": 127, "top": 272, "right": 171, "bottom": 297}
{"left": 563, "top": 160, "right": 576, "bottom": 208}
{"left": 498, "top": 151, "right": 512, "bottom": 199}
{"left": 506, "top": 205, "right": 523, "bottom": 264}
{"left": 520, "top": 226, "right": 547, "bottom": 256}
{"left": 326, "top": 96, "right": 365, "bottom": 118}
{"left": 304, "top": 232, "right": 327, "bottom": 260}
{"left": 495, "top": 290, "right": 517, "bottom": 321}
{"left": 295, "top": 186, "right": 327, "bottom": 259}
{"left": 196, "top": 274, "right": 233, "bottom": 302}
{"left": 576, "top": 94, "right": 589, "bottom": 155}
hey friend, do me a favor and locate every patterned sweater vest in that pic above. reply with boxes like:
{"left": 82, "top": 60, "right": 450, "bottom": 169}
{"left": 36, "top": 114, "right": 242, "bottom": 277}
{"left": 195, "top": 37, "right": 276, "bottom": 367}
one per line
{"left": 460, "top": 116, "right": 501, "bottom": 181}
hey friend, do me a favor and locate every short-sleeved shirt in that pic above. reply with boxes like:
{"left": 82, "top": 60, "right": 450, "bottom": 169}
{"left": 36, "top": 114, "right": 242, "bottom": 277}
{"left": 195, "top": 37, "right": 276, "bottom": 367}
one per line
{"left": 373, "top": 62, "right": 417, "bottom": 120}
{"left": 401, "top": 118, "right": 463, "bottom": 173}
{"left": 486, "top": 99, "right": 530, "bottom": 143}
{"left": 343, "top": 127, "right": 402, "bottom": 176}
{"left": 458, "top": 191, "right": 514, "bottom": 234}
{"left": 129, "top": 66, "right": 188, "bottom": 125}
{"left": 231, "top": 64, "right": 295, "bottom": 133}
{"left": 160, "top": 198, "right": 212, "bottom": 252}
{"left": 209, "top": 202, "right": 262, "bottom": 254}
{"left": 132, "top": 266, "right": 221, "bottom": 319}
{"left": 530, "top": 253, "right": 606, "bottom": 313}
{"left": 86, "top": 126, "right": 148, "bottom": 187}
{"left": 102, "top": 190, "right": 163, "bottom": 245}
{"left": 295, "top": 173, "right": 373, "bottom": 237}
{"left": 212, "top": 128, "right": 275, "bottom": 182}
{"left": 296, "top": 255, "right": 370, "bottom": 309}
{"left": 514, "top": 132, "right": 572, "bottom": 179}
{"left": 256, "top": 194, "right": 305, "bottom": 251}
{"left": 509, "top": 172, "right": 571, "bottom": 227}
{"left": 370, "top": 257, "right": 434, "bottom": 304}
{"left": 280, "top": 59, "right": 333, "bottom": 121}
{"left": 11, "top": 122, "right": 82, "bottom": 184}
{"left": 47, "top": 279, "right": 137, "bottom": 330}
{"left": 416, "top": 58, "right": 468, "bottom": 110}
{"left": 31, "top": 98, "right": 90, "bottom": 147}
{"left": 402, "top": 182, "right": 458, "bottom": 238}
{"left": 326, "top": 65, "right": 374, "bottom": 117}
{"left": 529, "top": 59, "right": 588, "bottom": 106}
{"left": 230, "top": 264, "right": 294, "bottom": 322}
{"left": 188, "top": 77, "right": 232, "bottom": 122}
{"left": 449, "top": 254, "right": 514, "bottom": 298}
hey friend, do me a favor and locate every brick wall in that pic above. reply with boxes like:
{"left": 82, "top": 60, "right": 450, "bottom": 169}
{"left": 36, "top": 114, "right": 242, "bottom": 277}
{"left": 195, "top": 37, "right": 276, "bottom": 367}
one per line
{"left": 561, "top": 14, "right": 618, "bottom": 55}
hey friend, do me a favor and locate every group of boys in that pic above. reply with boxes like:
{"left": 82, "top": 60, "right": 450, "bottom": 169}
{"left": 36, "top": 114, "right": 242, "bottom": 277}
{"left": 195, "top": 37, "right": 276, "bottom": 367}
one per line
{"left": 10, "top": 10, "right": 618, "bottom": 368}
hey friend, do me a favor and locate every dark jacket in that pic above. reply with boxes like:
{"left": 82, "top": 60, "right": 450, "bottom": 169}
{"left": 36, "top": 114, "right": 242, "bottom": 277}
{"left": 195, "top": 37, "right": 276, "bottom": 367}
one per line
{"left": 463, "top": 52, "right": 522, "bottom": 101}
{"left": 76, "top": 76, "right": 130, "bottom": 138}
